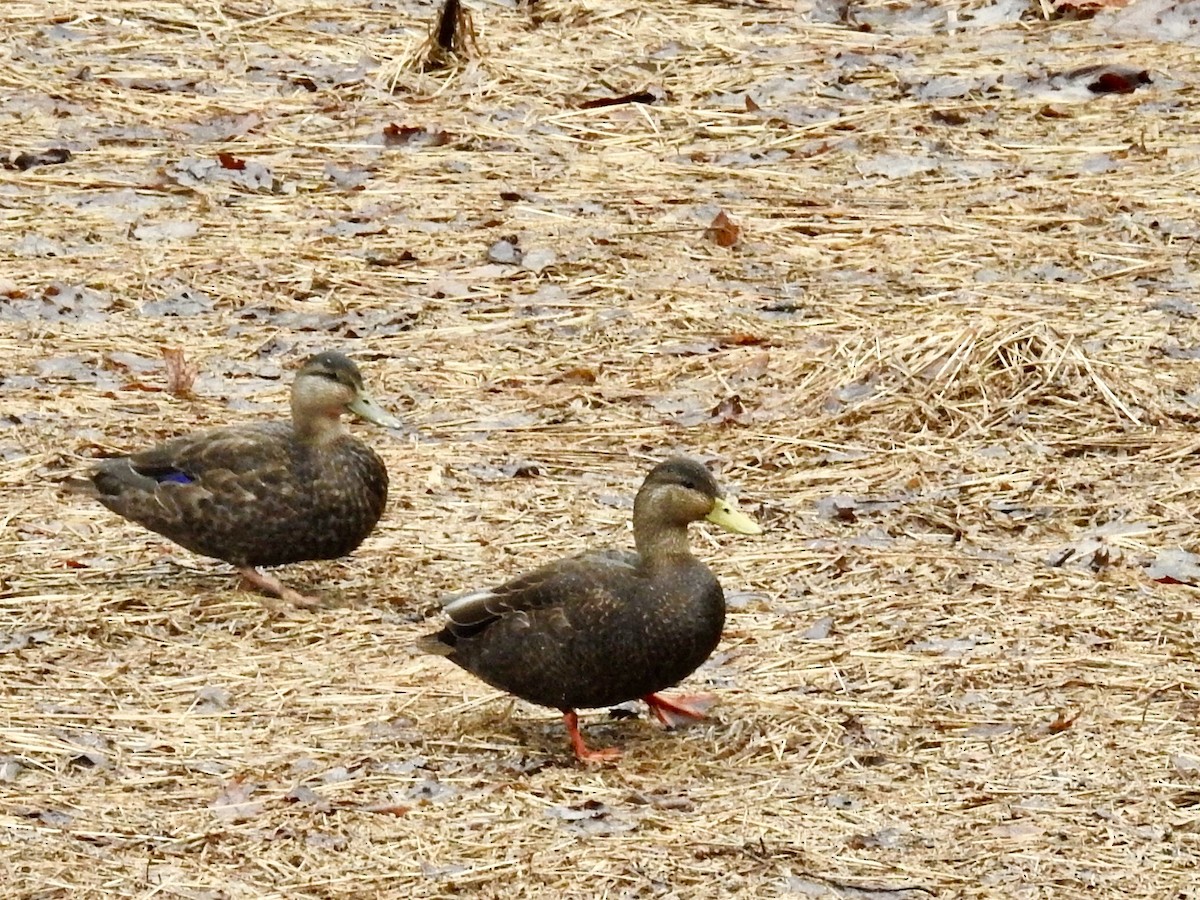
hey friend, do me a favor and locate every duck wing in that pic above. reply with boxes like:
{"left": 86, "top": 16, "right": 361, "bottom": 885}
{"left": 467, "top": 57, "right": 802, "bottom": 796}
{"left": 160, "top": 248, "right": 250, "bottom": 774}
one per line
{"left": 102, "top": 422, "right": 293, "bottom": 488}
{"left": 431, "top": 548, "right": 641, "bottom": 637}
{"left": 87, "top": 423, "right": 298, "bottom": 561}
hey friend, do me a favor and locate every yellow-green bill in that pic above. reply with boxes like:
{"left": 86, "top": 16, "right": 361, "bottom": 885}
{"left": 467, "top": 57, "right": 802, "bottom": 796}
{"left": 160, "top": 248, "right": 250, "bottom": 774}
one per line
{"left": 706, "top": 497, "right": 762, "bottom": 535}
{"left": 348, "top": 392, "right": 403, "bottom": 429}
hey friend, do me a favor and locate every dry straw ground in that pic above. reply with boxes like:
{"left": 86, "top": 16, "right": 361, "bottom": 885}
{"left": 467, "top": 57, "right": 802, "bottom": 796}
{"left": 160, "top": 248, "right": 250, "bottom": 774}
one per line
{"left": 2, "top": 0, "right": 1200, "bottom": 896}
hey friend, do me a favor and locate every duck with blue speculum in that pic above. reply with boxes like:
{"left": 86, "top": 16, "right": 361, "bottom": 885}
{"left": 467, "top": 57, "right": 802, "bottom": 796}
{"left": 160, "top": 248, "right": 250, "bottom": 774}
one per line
{"left": 80, "top": 351, "right": 400, "bottom": 608}
{"left": 420, "top": 456, "right": 761, "bottom": 763}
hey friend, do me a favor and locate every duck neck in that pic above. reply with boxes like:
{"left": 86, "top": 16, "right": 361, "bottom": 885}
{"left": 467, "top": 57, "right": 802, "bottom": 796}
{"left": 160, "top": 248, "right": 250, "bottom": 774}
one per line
{"left": 292, "top": 402, "right": 347, "bottom": 445}
{"left": 633, "top": 516, "right": 693, "bottom": 560}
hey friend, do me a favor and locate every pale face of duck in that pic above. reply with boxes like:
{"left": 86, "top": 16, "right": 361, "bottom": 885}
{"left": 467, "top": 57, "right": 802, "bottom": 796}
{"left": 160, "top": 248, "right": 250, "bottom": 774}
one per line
{"left": 291, "top": 351, "right": 401, "bottom": 440}
{"left": 633, "top": 457, "right": 761, "bottom": 555}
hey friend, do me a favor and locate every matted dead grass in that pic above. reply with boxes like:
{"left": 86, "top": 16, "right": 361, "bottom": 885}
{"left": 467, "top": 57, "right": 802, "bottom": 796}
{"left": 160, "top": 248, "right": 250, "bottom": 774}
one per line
{"left": 3, "top": 0, "right": 1200, "bottom": 896}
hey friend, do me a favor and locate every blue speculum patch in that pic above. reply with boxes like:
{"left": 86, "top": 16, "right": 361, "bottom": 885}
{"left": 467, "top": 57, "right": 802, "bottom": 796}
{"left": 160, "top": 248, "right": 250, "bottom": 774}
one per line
{"left": 156, "top": 471, "right": 194, "bottom": 485}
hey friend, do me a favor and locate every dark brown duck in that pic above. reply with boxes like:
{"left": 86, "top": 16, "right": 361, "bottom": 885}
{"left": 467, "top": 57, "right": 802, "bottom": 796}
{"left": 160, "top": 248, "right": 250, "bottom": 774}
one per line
{"left": 421, "top": 456, "right": 761, "bottom": 762}
{"left": 82, "top": 351, "right": 398, "bottom": 607}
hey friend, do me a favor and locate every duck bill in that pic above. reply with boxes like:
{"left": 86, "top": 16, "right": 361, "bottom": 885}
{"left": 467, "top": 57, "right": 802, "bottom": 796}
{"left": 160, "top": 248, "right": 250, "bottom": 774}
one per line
{"left": 706, "top": 497, "right": 762, "bottom": 535}
{"left": 347, "top": 392, "right": 403, "bottom": 429}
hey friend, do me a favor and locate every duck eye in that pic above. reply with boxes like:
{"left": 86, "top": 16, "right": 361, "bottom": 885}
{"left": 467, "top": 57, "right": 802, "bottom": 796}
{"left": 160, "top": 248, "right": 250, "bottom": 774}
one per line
{"left": 681, "top": 479, "right": 697, "bottom": 491}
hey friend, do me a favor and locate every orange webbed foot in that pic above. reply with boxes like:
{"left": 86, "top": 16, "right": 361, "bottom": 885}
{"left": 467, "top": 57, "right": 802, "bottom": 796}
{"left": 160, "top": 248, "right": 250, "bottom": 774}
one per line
{"left": 562, "top": 710, "right": 621, "bottom": 764}
{"left": 643, "top": 692, "right": 717, "bottom": 729}
{"left": 237, "top": 566, "right": 322, "bottom": 608}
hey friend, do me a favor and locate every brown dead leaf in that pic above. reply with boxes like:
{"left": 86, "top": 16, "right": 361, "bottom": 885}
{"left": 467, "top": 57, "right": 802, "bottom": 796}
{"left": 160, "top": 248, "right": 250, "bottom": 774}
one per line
{"left": 8, "top": 148, "right": 72, "bottom": 170}
{"left": 217, "top": 152, "right": 246, "bottom": 171}
{"left": 1051, "top": 0, "right": 1130, "bottom": 20}
{"left": 209, "top": 777, "right": 262, "bottom": 822}
{"left": 121, "top": 381, "right": 165, "bottom": 393}
{"left": 1061, "top": 63, "right": 1152, "bottom": 94}
{"left": 705, "top": 210, "right": 740, "bottom": 248}
{"left": 579, "top": 91, "right": 657, "bottom": 110}
{"left": 1047, "top": 710, "right": 1080, "bottom": 734}
{"left": 554, "top": 366, "right": 597, "bottom": 384}
{"left": 162, "top": 347, "right": 198, "bottom": 398}
{"left": 286, "top": 785, "right": 332, "bottom": 813}
{"left": 384, "top": 124, "right": 424, "bottom": 145}
{"left": 1088, "top": 67, "right": 1152, "bottom": 94}
{"left": 1145, "top": 548, "right": 1200, "bottom": 585}
{"left": 363, "top": 802, "right": 411, "bottom": 816}
{"left": 383, "top": 124, "right": 453, "bottom": 148}
{"left": 719, "top": 332, "right": 768, "bottom": 347}
{"left": 711, "top": 394, "right": 748, "bottom": 425}
{"left": 732, "top": 351, "right": 770, "bottom": 381}
{"left": 931, "top": 109, "right": 968, "bottom": 126}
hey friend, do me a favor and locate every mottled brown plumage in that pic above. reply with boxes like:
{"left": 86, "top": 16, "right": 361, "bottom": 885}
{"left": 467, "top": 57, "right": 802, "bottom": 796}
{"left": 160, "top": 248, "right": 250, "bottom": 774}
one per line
{"left": 84, "top": 351, "right": 399, "bottom": 607}
{"left": 421, "top": 456, "right": 761, "bottom": 762}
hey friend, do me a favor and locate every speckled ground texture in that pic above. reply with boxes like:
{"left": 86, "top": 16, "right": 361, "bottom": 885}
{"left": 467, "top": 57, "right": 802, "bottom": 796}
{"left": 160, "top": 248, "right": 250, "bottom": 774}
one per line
{"left": 3, "top": 0, "right": 1200, "bottom": 897}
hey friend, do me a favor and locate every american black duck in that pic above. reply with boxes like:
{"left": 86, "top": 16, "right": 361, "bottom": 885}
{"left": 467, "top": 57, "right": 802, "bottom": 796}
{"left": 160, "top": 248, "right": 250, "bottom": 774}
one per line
{"left": 83, "top": 351, "right": 399, "bottom": 607}
{"left": 421, "top": 456, "right": 761, "bottom": 762}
